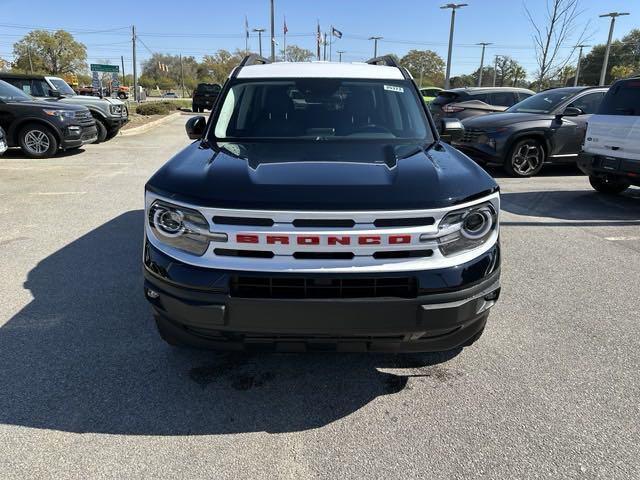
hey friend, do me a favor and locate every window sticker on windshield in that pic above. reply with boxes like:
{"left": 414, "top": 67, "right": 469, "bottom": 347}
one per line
{"left": 384, "top": 85, "right": 404, "bottom": 93}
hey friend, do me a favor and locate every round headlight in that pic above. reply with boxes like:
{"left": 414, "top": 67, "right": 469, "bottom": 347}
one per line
{"left": 461, "top": 208, "right": 493, "bottom": 240}
{"left": 154, "top": 208, "right": 184, "bottom": 237}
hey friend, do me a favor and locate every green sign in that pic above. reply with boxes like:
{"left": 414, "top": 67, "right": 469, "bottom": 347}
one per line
{"left": 90, "top": 63, "right": 119, "bottom": 73}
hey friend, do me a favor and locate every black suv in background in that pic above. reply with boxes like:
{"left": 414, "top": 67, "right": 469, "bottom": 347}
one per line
{"left": 454, "top": 86, "right": 608, "bottom": 177}
{"left": 430, "top": 87, "right": 534, "bottom": 125}
{"left": 192, "top": 83, "right": 221, "bottom": 112}
{"left": 0, "top": 79, "right": 97, "bottom": 158}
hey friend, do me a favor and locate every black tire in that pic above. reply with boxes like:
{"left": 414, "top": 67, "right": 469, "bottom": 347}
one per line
{"left": 505, "top": 138, "right": 546, "bottom": 177}
{"left": 589, "top": 175, "right": 630, "bottom": 194}
{"left": 105, "top": 128, "right": 119, "bottom": 141}
{"left": 94, "top": 119, "right": 108, "bottom": 143}
{"left": 18, "top": 123, "right": 58, "bottom": 158}
{"left": 117, "top": 92, "right": 126, "bottom": 99}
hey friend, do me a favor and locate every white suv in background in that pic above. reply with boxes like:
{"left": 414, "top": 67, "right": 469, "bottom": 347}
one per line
{"left": 578, "top": 77, "right": 640, "bottom": 194}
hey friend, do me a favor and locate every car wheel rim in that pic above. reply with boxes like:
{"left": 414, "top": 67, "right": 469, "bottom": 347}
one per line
{"left": 24, "top": 130, "right": 50, "bottom": 154}
{"left": 512, "top": 143, "right": 542, "bottom": 175}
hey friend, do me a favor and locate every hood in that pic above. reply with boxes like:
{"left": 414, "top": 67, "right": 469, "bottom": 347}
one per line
{"left": 8, "top": 99, "right": 87, "bottom": 111}
{"left": 147, "top": 141, "right": 497, "bottom": 210}
{"left": 48, "top": 95, "right": 123, "bottom": 107}
{"left": 462, "top": 111, "right": 553, "bottom": 128}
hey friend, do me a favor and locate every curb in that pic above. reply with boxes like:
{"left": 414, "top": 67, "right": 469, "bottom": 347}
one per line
{"left": 118, "top": 112, "right": 184, "bottom": 137}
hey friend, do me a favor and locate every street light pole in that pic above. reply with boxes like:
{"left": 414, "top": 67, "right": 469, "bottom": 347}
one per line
{"left": 492, "top": 55, "right": 500, "bottom": 87}
{"left": 573, "top": 44, "right": 589, "bottom": 87}
{"left": 253, "top": 28, "right": 266, "bottom": 57}
{"left": 476, "top": 42, "right": 491, "bottom": 87}
{"left": 269, "top": 0, "right": 275, "bottom": 62}
{"left": 337, "top": 50, "right": 345, "bottom": 62}
{"left": 368, "top": 36, "right": 382, "bottom": 58}
{"left": 441, "top": 3, "right": 468, "bottom": 89}
{"left": 599, "top": 12, "right": 629, "bottom": 86}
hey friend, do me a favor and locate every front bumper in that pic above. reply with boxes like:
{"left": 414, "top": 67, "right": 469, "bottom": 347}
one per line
{"left": 105, "top": 115, "right": 129, "bottom": 130}
{"left": 143, "top": 240, "right": 501, "bottom": 352}
{"left": 577, "top": 152, "right": 640, "bottom": 186}
{"left": 61, "top": 124, "right": 98, "bottom": 148}
{"left": 453, "top": 142, "right": 505, "bottom": 165}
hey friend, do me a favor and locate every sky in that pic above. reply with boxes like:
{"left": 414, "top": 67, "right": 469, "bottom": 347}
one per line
{"left": 0, "top": 0, "right": 637, "bottom": 80}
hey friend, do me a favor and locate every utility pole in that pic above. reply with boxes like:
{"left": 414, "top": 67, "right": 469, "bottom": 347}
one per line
{"left": 599, "top": 12, "right": 630, "bottom": 86}
{"left": 323, "top": 33, "right": 327, "bottom": 61}
{"left": 253, "top": 28, "right": 265, "bottom": 57}
{"left": 492, "top": 55, "right": 500, "bottom": 87}
{"left": 573, "top": 44, "right": 589, "bottom": 87}
{"left": 179, "top": 54, "right": 185, "bottom": 98}
{"left": 269, "top": 0, "right": 275, "bottom": 62}
{"left": 441, "top": 3, "right": 468, "bottom": 89}
{"left": 121, "top": 55, "right": 126, "bottom": 85}
{"left": 368, "top": 36, "right": 382, "bottom": 58}
{"left": 337, "top": 50, "right": 345, "bottom": 62}
{"left": 132, "top": 25, "right": 138, "bottom": 102}
{"left": 27, "top": 46, "right": 33, "bottom": 74}
{"left": 476, "top": 42, "right": 491, "bottom": 87}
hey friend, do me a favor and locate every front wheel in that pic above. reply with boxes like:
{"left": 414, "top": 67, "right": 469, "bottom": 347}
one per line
{"left": 19, "top": 124, "right": 58, "bottom": 158}
{"left": 589, "top": 175, "right": 629, "bottom": 194}
{"left": 94, "top": 119, "right": 108, "bottom": 143}
{"left": 505, "top": 138, "right": 545, "bottom": 177}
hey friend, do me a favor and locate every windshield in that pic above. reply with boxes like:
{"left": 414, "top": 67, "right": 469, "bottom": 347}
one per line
{"left": 598, "top": 80, "right": 640, "bottom": 116}
{"left": 0, "top": 79, "right": 32, "bottom": 102}
{"left": 212, "top": 79, "right": 431, "bottom": 142}
{"left": 506, "top": 89, "right": 577, "bottom": 114}
{"left": 48, "top": 78, "right": 76, "bottom": 96}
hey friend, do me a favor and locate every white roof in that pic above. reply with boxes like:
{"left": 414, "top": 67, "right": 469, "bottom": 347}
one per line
{"left": 235, "top": 61, "right": 405, "bottom": 80}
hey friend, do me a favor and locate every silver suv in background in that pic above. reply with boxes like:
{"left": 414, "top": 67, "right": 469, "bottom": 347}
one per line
{"left": 0, "top": 73, "right": 129, "bottom": 143}
{"left": 430, "top": 87, "right": 534, "bottom": 127}
{"left": 578, "top": 77, "right": 640, "bottom": 194}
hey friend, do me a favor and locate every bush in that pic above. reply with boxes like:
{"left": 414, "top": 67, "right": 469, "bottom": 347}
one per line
{"left": 135, "top": 102, "right": 171, "bottom": 115}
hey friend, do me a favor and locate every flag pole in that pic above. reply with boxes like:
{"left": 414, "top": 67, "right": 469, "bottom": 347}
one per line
{"left": 329, "top": 25, "right": 333, "bottom": 62}
{"left": 283, "top": 16, "right": 287, "bottom": 61}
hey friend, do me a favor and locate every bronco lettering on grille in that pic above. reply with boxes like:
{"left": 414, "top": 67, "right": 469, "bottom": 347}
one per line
{"left": 237, "top": 234, "right": 413, "bottom": 246}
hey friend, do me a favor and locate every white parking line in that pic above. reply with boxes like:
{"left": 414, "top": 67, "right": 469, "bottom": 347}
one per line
{"left": 605, "top": 236, "right": 640, "bottom": 241}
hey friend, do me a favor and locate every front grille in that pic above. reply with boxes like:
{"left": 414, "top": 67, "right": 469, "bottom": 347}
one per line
{"left": 460, "top": 129, "right": 485, "bottom": 144}
{"left": 74, "top": 110, "right": 92, "bottom": 121}
{"left": 231, "top": 276, "right": 418, "bottom": 299}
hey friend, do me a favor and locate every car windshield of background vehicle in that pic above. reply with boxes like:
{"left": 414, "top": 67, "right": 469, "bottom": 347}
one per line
{"left": 48, "top": 78, "right": 76, "bottom": 96}
{"left": 0, "top": 79, "right": 32, "bottom": 102}
{"left": 598, "top": 80, "right": 640, "bottom": 116}
{"left": 213, "top": 79, "right": 432, "bottom": 142}
{"left": 507, "top": 90, "right": 576, "bottom": 114}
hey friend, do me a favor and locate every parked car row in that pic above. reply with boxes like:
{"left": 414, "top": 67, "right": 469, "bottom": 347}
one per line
{"left": 0, "top": 74, "right": 129, "bottom": 158}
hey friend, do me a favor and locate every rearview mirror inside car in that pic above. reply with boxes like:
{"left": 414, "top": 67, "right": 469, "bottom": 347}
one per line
{"left": 185, "top": 116, "right": 207, "bottom": 140}
{"left": 440, "top": 118, "right": 465, "bottom": 143}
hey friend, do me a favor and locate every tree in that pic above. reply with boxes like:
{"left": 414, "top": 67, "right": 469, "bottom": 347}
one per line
{"left": 281, "top": 45, "right": 314, "bottom": 62}
{"left": 201, "top": 50, "right": 246, "bottom": 84}
{"left": 399, "top": 50, "right": 445, "bottom": 87}
{"left": 578, "top": 29, "right": 640, "bottom": 85}
{"left": 13, "top": 30, "right": 87, "bottom": 74}
{"left": 525, "top": 0, "right": 589, "bottom": 90}
{"left": 610, "top": 65, "right": 635, "bottom": 81}
{"left": 0, "top": 58, "right": 9, "bottom": 72}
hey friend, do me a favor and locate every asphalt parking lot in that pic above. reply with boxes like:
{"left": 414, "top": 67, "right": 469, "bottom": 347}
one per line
{"left": 1, "top": 114, "right": 639, "bottom": 480}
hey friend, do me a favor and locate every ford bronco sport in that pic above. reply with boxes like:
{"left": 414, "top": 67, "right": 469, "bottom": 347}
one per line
{"left": 143, "top": 56, "right": 501, "bottom": 352}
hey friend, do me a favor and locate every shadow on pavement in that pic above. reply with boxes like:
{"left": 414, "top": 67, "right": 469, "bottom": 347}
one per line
{"left": 501, "top": 188, "right": 640, "bottom": 226}
{"left": 0, "top": 210, "right": 461, "bottom": 435}
{"left": 1, "top": 147, "right": 86, "bottom": 159}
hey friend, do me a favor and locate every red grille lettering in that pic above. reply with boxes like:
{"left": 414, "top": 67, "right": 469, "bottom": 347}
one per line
{"left": 237, "top": 234, "right": 259, "bottom": 244}
{"left": 358, "top": 236, "right": 381, "bottom": 245}
{"left": 328, "top": 236, "right": 351, "bottom": 245}
{"left": 266, "top": 235, "right": 290, "bottom": 245}
{"left": 297, "top": 236, "right": 320, "bottom": 245}
{"left": 389, "top": 235, "right": 411, "bottom": 244}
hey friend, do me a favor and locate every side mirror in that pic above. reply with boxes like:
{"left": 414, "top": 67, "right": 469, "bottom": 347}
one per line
{"left": 186, "top": 115, "right": 207, "bottom": 140}
{"left": 557, "top": 106, "right": 583, "bottom": 119}
{"left": 439, "top": 118, "right": 464, "bottom": 143}
{"left": 49, "top": 90, "right": 61, "bottom": 98}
